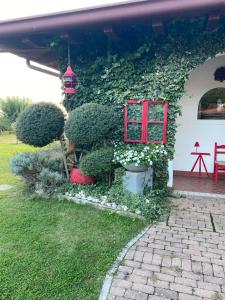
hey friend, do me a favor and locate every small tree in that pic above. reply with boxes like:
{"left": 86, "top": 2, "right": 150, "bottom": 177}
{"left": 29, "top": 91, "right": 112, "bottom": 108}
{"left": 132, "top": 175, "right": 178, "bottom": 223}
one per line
{"left": 16, "top": 102, "right": 65, "bottom": 147}
{"left": 0, "top": 97, "right": 31, "bottom": 124}
{"left": 65, "top": 102, "right": 118, "bottom": 148}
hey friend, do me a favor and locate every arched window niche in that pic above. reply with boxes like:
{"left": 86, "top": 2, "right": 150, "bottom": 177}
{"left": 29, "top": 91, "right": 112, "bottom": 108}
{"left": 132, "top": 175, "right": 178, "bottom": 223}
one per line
{"left": 198, "top": 88, "right": 225, "bottom": 120}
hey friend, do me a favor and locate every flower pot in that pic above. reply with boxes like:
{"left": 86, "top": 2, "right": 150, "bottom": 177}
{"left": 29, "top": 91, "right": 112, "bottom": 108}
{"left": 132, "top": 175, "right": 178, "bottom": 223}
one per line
{"left": 70, "top": 168, "right": 95, "bottom": 185}
{"left": 122, "top": 163, "right": 149, "bottom": 172}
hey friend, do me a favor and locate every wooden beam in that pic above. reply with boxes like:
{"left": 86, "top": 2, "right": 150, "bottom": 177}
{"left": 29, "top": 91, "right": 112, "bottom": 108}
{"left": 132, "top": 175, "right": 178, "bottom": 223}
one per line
{"left": 207, "top": 13, "right": 220, "bottom": 31}
{"left": 104, "top": 26, "right": 120, "bottom": 40}
{"left": 152, "top": 20, "right": 165, "bottom": 35}
{"left": 22, "top": 37, "right": 45, "bottom": 49}
{"left": 60, "top": 33, "right": 83, "bottom": 44}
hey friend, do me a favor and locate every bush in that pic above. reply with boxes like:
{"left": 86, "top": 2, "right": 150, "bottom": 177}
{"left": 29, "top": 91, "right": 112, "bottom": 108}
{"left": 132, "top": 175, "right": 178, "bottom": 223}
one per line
{"left": 16, "top": 102, "right": 64, "bottom": 147}
{"left": 0, "top": 97, "right": 31, "bottom": 124}
{"left": 107, "top": 168, "right": 170, "bottom": 221}
{"left": 65, "top": 103, "right": 118, "bottom": 147}
{"left": 0, "top": 117, "right": 11, "bottom": 131}
{"left": 11, "top": 149, "right": 65, "bottom": 191}
{"left": 80, "top": 147, "right": 114, "bottom": 177}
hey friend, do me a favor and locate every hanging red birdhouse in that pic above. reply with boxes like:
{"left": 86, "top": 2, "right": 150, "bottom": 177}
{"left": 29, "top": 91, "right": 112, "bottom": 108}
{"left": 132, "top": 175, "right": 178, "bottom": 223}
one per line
{"left": 63, "top": 65, "right": 78, "bottom": 94}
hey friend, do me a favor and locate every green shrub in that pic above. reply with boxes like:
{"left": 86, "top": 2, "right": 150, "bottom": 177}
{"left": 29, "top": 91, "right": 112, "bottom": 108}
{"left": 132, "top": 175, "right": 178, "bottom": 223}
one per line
{"left": 65, "top": 103, "right": 118, "bottom": 147}
{"left": 16, "top": 102, "right": 64, "bottom": 147}
{"left": 0, "top": 117, "right": 11, "bottom": 131}
{"left": 11, "top": 149, "right": 65, "bottom": 191}
{"left": 80, "top": 147, "right": 114, "bottom": 176}
{"left": 107, "top": 168, "right": 170, "bottom": 221}
{"left": 0, "top": 96, "right": 31, "bottom": 123}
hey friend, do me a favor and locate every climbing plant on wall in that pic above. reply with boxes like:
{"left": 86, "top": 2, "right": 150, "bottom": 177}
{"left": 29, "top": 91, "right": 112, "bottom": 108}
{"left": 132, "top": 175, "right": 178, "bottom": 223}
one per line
{"left": 50, "top": 17, "right": 225, "bottom": 188}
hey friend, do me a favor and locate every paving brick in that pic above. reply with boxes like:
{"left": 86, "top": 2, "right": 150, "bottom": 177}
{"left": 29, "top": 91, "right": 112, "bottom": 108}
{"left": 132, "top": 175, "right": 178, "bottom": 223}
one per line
{"left": 152, "top": 254, "right": 162, "bottom": 266}
{"left": 213, "top": 264, "right": 225, "bottom": 278}
{"left": 179, "top": 294, "right": 202, "bottom": 300}
{"left": 128, "top": 274, "right": 147, "bottom": 285}
{"left": 143, "top": 252, "right": 153, "bottom": 264}
{"left": 112, "top": 279, "right": 132, "bottom": 289}
{"left": 182, "top": 259, "right": 192, "bottom": 272}
{"left": 192, "top": 261, "right": 202, "bottom": 274}
{"left": 162, "top": 256, "right": 172, "bottom": 267}
{"left": 175, "top": 277, "right": 197, "bottom": 287}
{"left": 204, "top": 275, "right": 225, "bottom": 285}
{"left": 193, "top": 288, "right": 216, "bottom": 298}
{"left": 141, "top": 263, "right": 160, "bottom": 272}
{"left": 134, "top": 251, "right": 144, "bottom": 262}
{"left": 148, "top": 279, "right": 169, "bottom": 289}
{"left": 202, "top": 263, "right": 213, "bottom": 276}
{"left": 154, "top": 272, "right": 174, "bottom": 283}
{"left": 147, "top": 296, "right": 169, "bottom": 300}
{"left": 197, "top": 281, "right": 221, "bottom": 292}
{"left": 110, "top": 287, "right": 125, "bottom": 297}
{"left": 155, "top": 287, "right": 178, "bottom": 299}
{"left": 124, "top": 260, "right": 141, "bottom": 268}
{"left": 124, "top": 289, "right": 148, "bottom": 300}
{"left": 132, "top": 283, "right": 154, "bottom": 295}
{"left": 170, "top": 283, "right": 192, "bottom": 294}
{"left": 133, "top": 268, "right": 151, "bottom": 278}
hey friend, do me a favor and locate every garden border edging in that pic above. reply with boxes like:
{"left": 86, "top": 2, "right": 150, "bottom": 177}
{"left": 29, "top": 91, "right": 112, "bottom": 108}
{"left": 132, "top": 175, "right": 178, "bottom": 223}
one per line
{"left": 98, "top": 225, "right": 151, "bottom": 300}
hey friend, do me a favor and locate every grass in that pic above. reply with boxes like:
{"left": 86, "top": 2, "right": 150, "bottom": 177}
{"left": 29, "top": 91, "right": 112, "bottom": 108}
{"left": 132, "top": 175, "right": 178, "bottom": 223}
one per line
{"left": 0, "top": 134, "right": 34, "bottom": 184}
{"left": 0, "top": 135, "right": 145, "bottom": 299}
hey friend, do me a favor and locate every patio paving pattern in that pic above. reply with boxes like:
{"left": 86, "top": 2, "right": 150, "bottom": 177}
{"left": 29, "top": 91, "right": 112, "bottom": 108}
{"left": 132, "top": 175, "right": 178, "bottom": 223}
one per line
{"left": 107, "top": 197, "right": 225, "bottom": 300}
{"left": 173, "top": 175, "right": 225, "bottom": 195}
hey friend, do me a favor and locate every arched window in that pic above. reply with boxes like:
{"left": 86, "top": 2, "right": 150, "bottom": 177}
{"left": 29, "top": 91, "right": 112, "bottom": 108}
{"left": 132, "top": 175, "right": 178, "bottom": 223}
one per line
{"left": 198, "top": 88, "right": 225, "bottom": 120}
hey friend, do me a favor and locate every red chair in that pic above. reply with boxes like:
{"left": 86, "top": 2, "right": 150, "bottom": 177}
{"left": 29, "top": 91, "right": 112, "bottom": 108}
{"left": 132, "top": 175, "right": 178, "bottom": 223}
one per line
{"left": 214, "top": 143, "right": 225, "bottom": 184}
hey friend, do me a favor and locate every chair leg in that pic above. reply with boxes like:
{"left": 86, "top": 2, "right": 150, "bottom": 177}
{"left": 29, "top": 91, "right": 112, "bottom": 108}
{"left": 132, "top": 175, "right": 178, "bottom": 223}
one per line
{"left": 214, "top": 165, "right": 218, "bottom": 184}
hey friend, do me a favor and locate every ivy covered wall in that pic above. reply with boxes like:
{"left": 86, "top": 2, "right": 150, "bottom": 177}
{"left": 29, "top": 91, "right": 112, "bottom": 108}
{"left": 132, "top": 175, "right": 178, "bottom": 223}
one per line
{"left": 51, "top": 17, "right": 225, "bottom": 164}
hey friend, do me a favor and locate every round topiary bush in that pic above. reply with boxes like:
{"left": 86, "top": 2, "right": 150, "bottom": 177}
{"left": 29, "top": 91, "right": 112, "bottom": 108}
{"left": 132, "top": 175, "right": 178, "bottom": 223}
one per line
{"left": 16, "top": 102, "right": 64, "bottom": 147}
{"left": 80, "top": 147, "right": 114, "bottom": 177}
{"left": 65, "top": 103, "right": 118, "bottom": 147}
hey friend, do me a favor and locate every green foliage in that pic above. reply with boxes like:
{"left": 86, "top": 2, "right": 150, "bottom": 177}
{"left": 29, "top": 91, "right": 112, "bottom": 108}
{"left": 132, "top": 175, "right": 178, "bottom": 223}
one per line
{"left": 0, "top": 117, "right": 11, "bottom": 131}
{"left": 16, "top": 102, "right": 65, "bottom": 147}
{"left": 80, "top": 147, "right": 114, "bottom": 176}
{"left": 107, "top": 168, "right": 170, "bottom": 222}
{"left": 0, "top": 96, "right": 31, "bottom": 123}
{"left": 52, "top": 17, "right": 225, "bottom": 190}
{"left": 65, "top": 103, "right": 118, "bottom": 147}
{"left": 10, "top": 149, "right": 65, "bottom": 191}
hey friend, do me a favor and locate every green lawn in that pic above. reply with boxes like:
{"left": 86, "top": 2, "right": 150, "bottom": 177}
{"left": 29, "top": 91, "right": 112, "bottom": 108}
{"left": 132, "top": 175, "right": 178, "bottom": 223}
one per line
{"left": 0, "top": 135, "right": 145, "bottom": 299}
{"left": 0, "top": 134, "right": 35, "bottom": 184}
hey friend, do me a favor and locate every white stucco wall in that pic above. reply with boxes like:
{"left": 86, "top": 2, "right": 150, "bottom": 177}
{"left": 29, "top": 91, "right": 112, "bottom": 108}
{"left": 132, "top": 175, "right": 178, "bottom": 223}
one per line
{"left": 174, "top": 55, "right": 225, "bottom": 173}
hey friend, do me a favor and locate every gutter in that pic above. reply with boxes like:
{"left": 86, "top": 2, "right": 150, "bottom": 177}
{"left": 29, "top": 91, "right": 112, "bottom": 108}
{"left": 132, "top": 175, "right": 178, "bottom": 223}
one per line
{"left": 0, "top": 0, "right": 224, "bottom": 37}
{"left": 26, "top": 60, "right": 60, "bottom": 77}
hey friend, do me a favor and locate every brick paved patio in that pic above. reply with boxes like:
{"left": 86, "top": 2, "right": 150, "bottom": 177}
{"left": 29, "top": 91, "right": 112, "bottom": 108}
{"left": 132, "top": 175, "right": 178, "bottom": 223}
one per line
{"left": 173, "top": 175, "right": 225, "bottom": 195}
{"left": 107, "top": 197, "right": 225, "bottom": 300}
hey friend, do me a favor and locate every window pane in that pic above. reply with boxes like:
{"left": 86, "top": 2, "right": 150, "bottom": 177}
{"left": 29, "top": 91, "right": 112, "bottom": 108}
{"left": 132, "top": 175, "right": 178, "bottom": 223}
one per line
{"left": 148, "top": 103, "right": 164, "bottom": 121}
{"left": 148, "top": 123, "right": 163, "bottom": 142}
{"left": 198, "top": 88, "right": 225, "bottom": 120}
{"left": 127, "top": 123, "right": 142, "bottom": 140}
{"left": 127, "top": 103, "right": 142, "bottom": 120}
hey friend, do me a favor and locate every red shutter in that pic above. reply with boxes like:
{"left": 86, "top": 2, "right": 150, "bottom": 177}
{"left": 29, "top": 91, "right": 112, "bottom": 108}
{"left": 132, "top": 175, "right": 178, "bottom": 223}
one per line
{"left": 124, "top": 99, "right": 169, "bottom": 144}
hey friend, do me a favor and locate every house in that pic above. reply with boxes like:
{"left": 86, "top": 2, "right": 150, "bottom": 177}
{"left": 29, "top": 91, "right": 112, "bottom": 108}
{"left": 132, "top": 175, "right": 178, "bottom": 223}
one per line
{"left": 1, "top": 0, "right": 225, "bottom": 193}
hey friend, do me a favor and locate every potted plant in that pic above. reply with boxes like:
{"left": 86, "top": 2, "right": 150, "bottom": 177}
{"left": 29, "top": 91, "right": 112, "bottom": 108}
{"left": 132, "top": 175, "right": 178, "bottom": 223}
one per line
{"left": 113, "top": 143, "right": 167, "bottom": 172}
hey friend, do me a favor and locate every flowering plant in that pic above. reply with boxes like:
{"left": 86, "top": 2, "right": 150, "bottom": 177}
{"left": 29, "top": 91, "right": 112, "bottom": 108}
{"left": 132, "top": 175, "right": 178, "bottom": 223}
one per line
{"left": 113, "top": 143, "right": 167, "bottom": 167}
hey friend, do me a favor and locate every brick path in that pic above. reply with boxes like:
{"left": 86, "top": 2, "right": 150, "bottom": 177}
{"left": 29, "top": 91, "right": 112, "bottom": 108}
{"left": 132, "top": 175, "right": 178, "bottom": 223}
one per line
{"left": 107, "top": 197, "right": 225, "bottom": 300}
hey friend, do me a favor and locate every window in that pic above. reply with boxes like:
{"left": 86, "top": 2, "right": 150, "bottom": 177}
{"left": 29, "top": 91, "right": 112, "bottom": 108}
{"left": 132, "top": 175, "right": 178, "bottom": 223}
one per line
{"left": 124, "top": 99, "right": 169, "bottom": 144}
{"left": 198, "top": 88, "right": 225, "bottom": 120}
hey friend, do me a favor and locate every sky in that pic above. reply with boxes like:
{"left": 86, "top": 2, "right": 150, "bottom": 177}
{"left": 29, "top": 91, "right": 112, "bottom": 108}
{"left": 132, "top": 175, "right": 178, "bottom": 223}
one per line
{"left": 0, "top": 0, "right": 127, "bottom": 104}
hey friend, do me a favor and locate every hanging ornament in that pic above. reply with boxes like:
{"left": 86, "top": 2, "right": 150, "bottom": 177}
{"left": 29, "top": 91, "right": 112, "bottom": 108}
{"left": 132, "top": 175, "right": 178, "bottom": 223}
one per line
{"left": 63, "top": 41, "right": 78, "bottom": 94}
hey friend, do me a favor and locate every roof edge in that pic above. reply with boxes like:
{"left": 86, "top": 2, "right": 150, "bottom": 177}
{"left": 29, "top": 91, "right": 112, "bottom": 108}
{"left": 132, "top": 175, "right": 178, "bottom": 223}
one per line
{"left": 0, "top": 0, "right": 224, "bottom": 37}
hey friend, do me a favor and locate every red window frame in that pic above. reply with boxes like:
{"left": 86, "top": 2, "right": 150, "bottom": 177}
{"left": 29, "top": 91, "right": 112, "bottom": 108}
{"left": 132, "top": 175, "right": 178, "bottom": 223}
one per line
{"left": 124, "top": 99, "right": 169, "bottom": 144}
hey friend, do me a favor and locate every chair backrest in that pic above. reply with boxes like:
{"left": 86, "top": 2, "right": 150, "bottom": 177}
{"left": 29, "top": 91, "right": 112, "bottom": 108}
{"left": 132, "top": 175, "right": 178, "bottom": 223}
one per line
{"left": 214, "top": 142, "right": 225, "bottom": 163}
